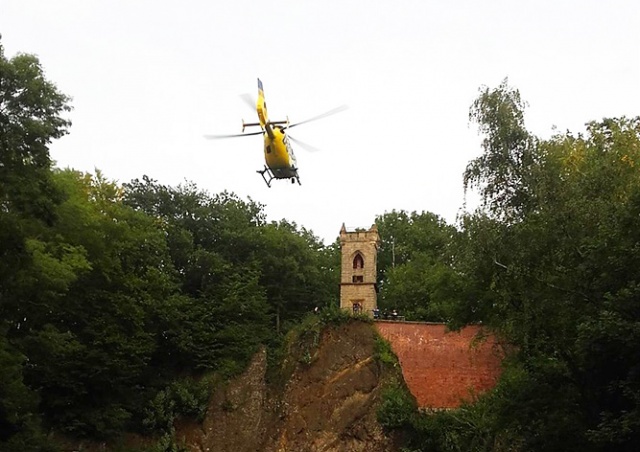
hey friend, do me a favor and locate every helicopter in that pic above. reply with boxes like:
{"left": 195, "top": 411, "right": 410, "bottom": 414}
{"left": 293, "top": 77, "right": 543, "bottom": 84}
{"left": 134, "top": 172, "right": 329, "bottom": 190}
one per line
{"left": 204, "top": 78, "right": 347, "bottom": 187}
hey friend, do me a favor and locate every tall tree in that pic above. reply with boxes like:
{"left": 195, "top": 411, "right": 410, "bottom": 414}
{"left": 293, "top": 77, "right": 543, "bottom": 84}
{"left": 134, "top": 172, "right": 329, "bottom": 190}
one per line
{"left": 464, "top": 78, "right": 537, "bottom": 221}
{"left": 451, "top": 79, "right": 640, "bottom": 450}
{"left": 0, "top": 38, "right": 71, "bottom": 222}
{"left": 0, "top": 41, "right": 72, "bottom": 447}
{"left": 0, "top": 40, "right": 73, "bottom": 324}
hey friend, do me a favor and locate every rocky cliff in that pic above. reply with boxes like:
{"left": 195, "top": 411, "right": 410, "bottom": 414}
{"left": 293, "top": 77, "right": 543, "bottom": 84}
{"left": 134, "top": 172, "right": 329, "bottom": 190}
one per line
{"left": 176, "top": 320, "right": 402, "bottom": 452}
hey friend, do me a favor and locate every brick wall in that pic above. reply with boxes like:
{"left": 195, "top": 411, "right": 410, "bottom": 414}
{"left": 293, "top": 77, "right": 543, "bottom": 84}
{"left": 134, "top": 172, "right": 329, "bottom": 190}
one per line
{"left": 375, "top": 322, "right": 503, "bottom": 409}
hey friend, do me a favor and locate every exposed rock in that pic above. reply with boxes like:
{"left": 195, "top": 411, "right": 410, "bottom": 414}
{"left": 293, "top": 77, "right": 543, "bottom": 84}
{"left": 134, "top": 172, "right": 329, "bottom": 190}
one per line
{"left": 177, "top": 321, "right": 400, "bottom": 452}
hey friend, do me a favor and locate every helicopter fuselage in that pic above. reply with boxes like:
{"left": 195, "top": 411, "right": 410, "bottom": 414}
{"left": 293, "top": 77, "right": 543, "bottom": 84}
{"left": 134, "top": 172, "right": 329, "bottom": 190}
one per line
{"left": 263, "top": 126, "right": 298, "bottom": 180}
{"left": 257, "top": 125, "right": 300, "bottom": 187}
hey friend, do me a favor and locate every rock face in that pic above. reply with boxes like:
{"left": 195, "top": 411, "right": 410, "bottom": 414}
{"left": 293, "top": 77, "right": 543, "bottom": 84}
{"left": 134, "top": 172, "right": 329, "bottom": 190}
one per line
{"left": 178, "top": 321, "right": 399, "bottom": 452}
{"left": 183, "top": 348, "right": 270, "bottom": 451}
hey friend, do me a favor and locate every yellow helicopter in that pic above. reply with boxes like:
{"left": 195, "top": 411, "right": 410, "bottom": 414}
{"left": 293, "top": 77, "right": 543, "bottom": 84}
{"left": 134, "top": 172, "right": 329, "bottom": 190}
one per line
{"left": 205, "top": 78, "right": 347, "bottom": 187}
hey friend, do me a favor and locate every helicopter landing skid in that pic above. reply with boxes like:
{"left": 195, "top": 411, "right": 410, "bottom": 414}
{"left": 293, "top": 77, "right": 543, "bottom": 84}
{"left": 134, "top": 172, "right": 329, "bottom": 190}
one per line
{"left": 257, "top": 166, "right": 301, "bottom": 188}
{"left": 257, "top": 166, "right": 275, "bottom": 188}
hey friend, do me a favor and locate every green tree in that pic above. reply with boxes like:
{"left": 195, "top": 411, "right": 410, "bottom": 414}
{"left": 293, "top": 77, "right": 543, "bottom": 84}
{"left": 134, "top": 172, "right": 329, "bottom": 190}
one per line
{"left": 450, "top": 79, "right": 640, "bottom": 450}
{"left": 0, "top": 38, "right": 71, "bottom": 223}
{"left": 464, "top": 78, "right": 537, "bottom": 221}
{"left": 15, "top": 170, "right": 180, "bottom": 438}
{"left": 0, "top": 41, "right": 73, "bottom": 332}
{"left": 375, "top": 210, "right": 461, "bottom": 321}
{"left": 376, "top": 210, "right": 454, "bottom": 274}
{"left": 258, "top": 220, "right": 339, "bottom": 331}
{"left": 123, "top": 177, "right": 272, "bottom": 374}
{"left": 0, "top": 41, "right": 72, "bottom": 447}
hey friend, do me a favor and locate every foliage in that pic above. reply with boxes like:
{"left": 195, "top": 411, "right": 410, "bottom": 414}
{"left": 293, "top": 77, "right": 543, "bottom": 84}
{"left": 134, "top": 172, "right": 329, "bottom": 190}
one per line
{"left": 463, "top": 78, "right": 536, "bottom": 221}
{"left": 256, "top": 219, "right": 340, "bottom": 332}
{"left": 0, "top": 39, "right": 73, "bottom": 449}
{"left": 373, "top": 335, "right": 397, "bottom": 366}
{"left": 123, "top": 176, "right": 338, "bottom": 337}
{"left": 318, "top": 301, "right": 361, "bottom": 325}
{"left": 453, "top": 81, "right": 640, "bottom": 450}
{"left": 377, "top": 383, "right": 417, "bottom": 430}
{"left": 407, "top": 404, "right": 499, "bottom": 452}
{"left": 142, "top": 377, "right": 212, "bottom": 434}
{"left": 0, "top": 331, "right": 58, "bottom": 451}
{"left": 1, "top": 162, "right": 341, "bottom": 444}
{"left": 0, "top": 38, "right": 71, "bottom": 224}
{"left": 129, "top": 433, "right": 188, "bottom": 452}
{"left": 376, "top": 210, "right": 462, "bottom": 321}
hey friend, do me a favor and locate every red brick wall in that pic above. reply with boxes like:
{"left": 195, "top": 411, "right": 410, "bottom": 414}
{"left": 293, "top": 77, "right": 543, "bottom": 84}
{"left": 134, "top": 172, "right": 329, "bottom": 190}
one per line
{"left": 375, "top": 322, "right": 503, "bottom": 409}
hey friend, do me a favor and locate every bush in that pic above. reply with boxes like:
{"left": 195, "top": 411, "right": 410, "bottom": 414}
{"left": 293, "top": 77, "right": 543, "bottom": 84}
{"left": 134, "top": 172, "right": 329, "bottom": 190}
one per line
{"left": 373, "top": 335, "right": 397, "bottom": 366}
{"left": 377, "top": 384, "right": 417, "bottom": 429}
{"left": 142, "top": 377, "right": 212, "bottom": 434}
{"left": 318, "top": 303, "right": 353, "bottom": 325}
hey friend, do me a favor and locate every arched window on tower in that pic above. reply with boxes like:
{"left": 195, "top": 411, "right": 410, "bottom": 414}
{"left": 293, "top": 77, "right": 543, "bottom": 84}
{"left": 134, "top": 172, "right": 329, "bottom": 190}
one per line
{"left": 353, "top": 253, "right": 364, "bottom": 269}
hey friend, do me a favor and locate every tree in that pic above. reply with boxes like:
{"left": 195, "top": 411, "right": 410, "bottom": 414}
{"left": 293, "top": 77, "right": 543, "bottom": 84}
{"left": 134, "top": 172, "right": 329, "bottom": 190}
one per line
{"left": 450, "top": 79, "right": 640, "bottom": 450}
{"left": 124, "top": 177, "right": 339, "bottom": 336}
{"left": 464, "top": 78, "right": 537, "bottom": 221}
{"left": 123, "top": 177, "right": 273, "bottom": 373}
{"left": 375, "top": 210, "right": 461, "bottom": 321}
{"left": 14, "top": 170, "right": 181, "bottom": 438}
{"left": 0, "top": 41, "right": 72, "bottom": 447}
{"left": 258, "top": 220, "right": 339, "bottom": 331}
{"left": 0, "top": 38, "right": 71, "bottom": 222}
{"left": 0, "top": 41, "right": 73, "bottom": 326}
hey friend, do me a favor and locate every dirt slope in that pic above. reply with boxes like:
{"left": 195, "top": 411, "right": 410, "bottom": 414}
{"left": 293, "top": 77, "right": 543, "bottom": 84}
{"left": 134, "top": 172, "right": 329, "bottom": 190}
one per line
{"left": 177, "top": 320, "right": 401, "bottom": 452}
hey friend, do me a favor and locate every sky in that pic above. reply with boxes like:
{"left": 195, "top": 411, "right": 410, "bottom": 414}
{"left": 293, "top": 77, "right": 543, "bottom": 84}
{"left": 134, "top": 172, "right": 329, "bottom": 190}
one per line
{"left": 2, "top": 0, "right": 639, "bottom": 244}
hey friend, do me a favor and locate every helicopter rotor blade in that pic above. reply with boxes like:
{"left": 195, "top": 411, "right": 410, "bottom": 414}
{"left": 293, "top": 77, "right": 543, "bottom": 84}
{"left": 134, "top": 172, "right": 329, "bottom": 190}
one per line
{"left": 288, "top": 134, "right": 321, "bottom": 153}
{"left": 286, "top": 104, "right": 348, "bottom": 129}
{"left": 240, "top": 93, "right": 257, "bottom": 111}
{"left": 203, "top": 130, "right": 263, "bottom": 139}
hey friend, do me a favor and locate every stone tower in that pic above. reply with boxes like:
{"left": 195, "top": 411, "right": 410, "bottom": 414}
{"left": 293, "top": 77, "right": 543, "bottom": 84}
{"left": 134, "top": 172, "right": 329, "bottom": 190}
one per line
{"left": 339, "top": 223, "right": 381, "bottom": 317}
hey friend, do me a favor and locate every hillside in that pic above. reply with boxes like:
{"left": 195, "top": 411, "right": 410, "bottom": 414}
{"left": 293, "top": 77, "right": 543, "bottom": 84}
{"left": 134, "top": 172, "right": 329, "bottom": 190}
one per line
{"left": 175, "top": 320, "right": 403, "bottom": 452}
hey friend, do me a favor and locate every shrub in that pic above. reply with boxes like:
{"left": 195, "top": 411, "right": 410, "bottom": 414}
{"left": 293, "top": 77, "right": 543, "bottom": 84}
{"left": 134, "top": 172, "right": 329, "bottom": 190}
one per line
{"left": 142, "top": 377, "right": 212, "bottom": 434}
{"left": 373, "top": 335, "right": 397, "bottom": 366}
{"left": 377, "top": 384, "right": 417, "bottom": 429}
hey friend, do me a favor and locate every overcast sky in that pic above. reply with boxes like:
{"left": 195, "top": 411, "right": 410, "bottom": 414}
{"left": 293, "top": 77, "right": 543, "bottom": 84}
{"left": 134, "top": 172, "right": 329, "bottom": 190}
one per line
{"left": 2, "top": 0, "right": 639, "bottom": 243}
